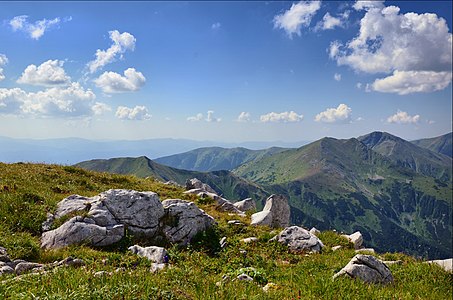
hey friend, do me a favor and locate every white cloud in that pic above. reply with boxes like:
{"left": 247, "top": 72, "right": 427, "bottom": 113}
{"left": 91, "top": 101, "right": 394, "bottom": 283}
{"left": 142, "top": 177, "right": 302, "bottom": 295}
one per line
{"left": 353, "top": 0, "right": 385, "bottom": 11}
{"left": 315, "top": 103, "right": 352, "bottom": 123}
{"left": 315, "top": 12, "right": 343, "bottom": 31}
{"left": 211, "top": 22, "right": 221, "bottom": 30}
{"left": 0, "top": 83, "right": 97, "bottom": 118}
{"left": 87, "top": 30, "right": 136, "bottom": 73}
{"left": 0, "top": 54, "right": 7, "bottom": 81}
{"left": 187, "top": 113, "right": 203, "bottom": 122}
{"left": 237, "top": 111, "right": 251, "bottom": 122}
{"left": 356, "top": 82, "right": 362, "bottom": 89}
{"left": 273, "top": 1, "right": 321, "bottom": 38}
{"left": 17, "top": 60, "right": 71, "bottom": 87}
{"left": 115, "top": 105, "right": 151, "bottom": 120}
{"left": 370, "top": 71, "right": 452, "bottom": 95}
{"left": 387, "top": 110, "right": 420, "bottom": 124}
{"left": 91, "top": 102, "right": 111, "bottom": 115}
{"left": 206, "top": 110, "right": 221, "bottom": 122}
{"left": 94, "top": 68, "right": 145, "bottom": 93}
{"left": 9, "top": 15, "right": 67, "bottom": 40}
{"left": 260, "top": 111, "right": 304, "bottom": 123}
{"left": 334, "top": 73, "right": 342, "bottom": 81}
{"left": 329, "top": 6, "right": 452, "bottom": 74}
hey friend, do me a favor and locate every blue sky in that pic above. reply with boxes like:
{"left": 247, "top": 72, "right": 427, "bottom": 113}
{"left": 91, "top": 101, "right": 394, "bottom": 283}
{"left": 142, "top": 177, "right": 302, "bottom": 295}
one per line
{"left": 0, "top": 1, "right": 451, "bottom": 142}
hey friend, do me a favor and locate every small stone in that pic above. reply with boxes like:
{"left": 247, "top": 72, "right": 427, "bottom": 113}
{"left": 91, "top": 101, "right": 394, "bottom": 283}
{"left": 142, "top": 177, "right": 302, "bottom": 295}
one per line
{"left": 0, "top": 266, "right": 14, "bottom": 275}
{"left": 128, "top": 245, "right": 168, "bottom": 264}
{"left": 380, "top": 260, "right": 402, "bottom": 266}
{"left": 331, "top": 245, "right": 342, "bottom": 251}
{"left": 355, "top": 248, "right": 375, "bottom": 254}
{"left": 263, "top": 282, "right": 279, "bottom": 292}
{"left": 309, "top": 227, "right": 320, "bottom": 236}
{"left": 15, "top": 262, "right": 44, "bottom": 275}
{"left": 237, "top": 273, "right": 253, "bottom": 281}
{"left": 241, "top": 237, "right": 258, "bottom": 243}
{"left": 150, "top": 263, "right": 166, "bottom": 273}
{"left": 220, "top": 237, "right": 227, "bottom": 248}
{"left": 93, "top": 271, "right": 111, "bottom": 277}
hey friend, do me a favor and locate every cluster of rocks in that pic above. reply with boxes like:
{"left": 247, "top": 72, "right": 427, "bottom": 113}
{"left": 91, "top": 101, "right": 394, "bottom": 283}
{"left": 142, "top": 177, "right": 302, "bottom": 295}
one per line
{"left": 250, "top": 194, "right": 290, "bottom": 228}
{"left": 41, "top": 189, "right": 215, "bottom": 249}
{"left": 0, "top": 247, "right": 84, "bottom": 279}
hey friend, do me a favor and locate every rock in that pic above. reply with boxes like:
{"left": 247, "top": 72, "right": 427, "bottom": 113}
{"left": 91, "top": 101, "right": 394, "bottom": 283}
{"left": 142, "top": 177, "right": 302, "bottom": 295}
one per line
{"left": 263, "top": 282, "right": 278, "bottom": 292}
{"left": 150, "top": 263, "right": 166, "bottom": 273}
{"left": 237, "top": 273, "right": 253, "bottom": 281}
{"left": 333, "top": 254, "right": 394, "bottom": 284}
{"left": 185, "top": 178, "right": 216, "bottom": 194}
{"left": 355, "top": 248, "right": 375, "bottom": 254}
{"left": 270, "top": 226, "right": 324, "bottom": 253}
{"left": 331, "top": 245, "right": 342, "bottom": 251}
{"left": 15, "top": 262, "right": 44, "bottom": 275}
{"left": 198, "top": 192, "right": 245, "bottom": 215}
{"left": 250, "top": 194, "right": 290, "bottom": 228}
{"left": 220, "top": 237, "right": 227, "bottom": 248}
{"left": 341, "top": 231, "right": 363, "bottom": 249}
{"left": 426, "top": 258, "right": 452, "bottom": 272}
{"left": 164, "top": 181, "right": 180, "bottom": 187}
{"left": 228, "top": 220, "right": 244, "bottom": 226}
{"left": 309, "top": 227, "right": 320, "bottom": 236}
{"left": 0, "top": 266, "right": 14, "bottom": 275}
{"left": 0, "top": 255, "right": 10, "bottom": 263}
{"left": 233, "top": 198, "right": 256, "bottom": 212}
{"left": 59, "top": 257, "right": 85, "bottom": 268}
{"left": 380, "top": 260, "right": 402, "bottom": 266}
{"left": 41, "top": 216, "right": 125, "bottom": 249}
{"left": 0, "top": 247, "right": 8, "bottom": 256}
{"left": 94, "top": 271, "right": 111, "bottom": 277}
{"left": 161, "top": 199, "right": 216, "bottom": 245}
{"left": 128, "top": 245, "right": 169, "bottom": 264}
{"left": 183, "top": 188, "right": 206, "bottom": 195}
{"left": 241, "top": 237, "right": 258, "bottom": 243}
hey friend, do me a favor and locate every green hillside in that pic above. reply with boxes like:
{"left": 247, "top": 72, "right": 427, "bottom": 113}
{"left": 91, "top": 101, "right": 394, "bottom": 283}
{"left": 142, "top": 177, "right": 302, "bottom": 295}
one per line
{"left": 154, "top": 146, "right": 288, "bottom": 171}
{"left": 412, "top": 132, "right": 452, "bottom": 158}
{"left": 234, "top": 136, "right": 452, "bottom": 259}
{"left": 75, "top": 156, "right": 268, "bottom": 202}
{"left": 0, "top": 163, "right": 451, "bottom": 299}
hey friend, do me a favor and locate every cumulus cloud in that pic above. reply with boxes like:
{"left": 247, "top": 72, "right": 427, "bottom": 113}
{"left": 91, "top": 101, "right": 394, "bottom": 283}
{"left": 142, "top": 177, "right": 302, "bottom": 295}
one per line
{"left": 334, "top": 73, "right": 342, "bottom": 81}
{"left": 91, "top": 102, "right": 111, "bottom": 115}
{"left": 237, "top": 111, "right": 251, "bottom": 122}
{"left": 187, "top": 113, "right": 203, "bottom": 122}
{"left": 315, "top": 12, "right": 345, "bottom": 31}
{"left": 87, "top": 30, "right": 136, "bottom": 73}
{"left": 17, "top": 60, "right": 71, "bottom": 87}
{"left": 315, "top": 103, "right": 352, "bottom": 123}
{"left": 329, "top": 4, "right": 452, "bottom": 95}
{"left": 116, "top": 105, "right": 151, "bottom": 120}
{"left": 211, "top": 22, "right": 221, "bottom": 30}
{"left": 94, "top": 68, "right": 145, "bottom": 93}
{"left": 9, "top": 15, "right": 68, "bottom": 40}
{"left": 0, "top": 54, "right": 7, "bottom": 81}
{"left": 370, "top": 71, "right": 452, "bottom": 95}
{"left": 206, "top": 110, "right": 221, "bottom": 122}
{"left": 273, "top": 0, "right": 321, "bottom": 38}
{"left": 353, "top": 0, "right": 385, "bottom": 11}
{"left": 387, "top": 110, "right": 420, "bottom": 124}
{"left": 260, "top": 111, "right": 304, "bottom": 123}
{"left": 0, "top": 83, "right": 97, "bottom": 118}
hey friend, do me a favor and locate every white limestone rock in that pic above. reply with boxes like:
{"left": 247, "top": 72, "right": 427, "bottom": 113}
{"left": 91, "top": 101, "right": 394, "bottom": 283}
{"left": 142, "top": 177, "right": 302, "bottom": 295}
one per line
{"left": 333, "top": 254, "right": 394, "bottom": 284}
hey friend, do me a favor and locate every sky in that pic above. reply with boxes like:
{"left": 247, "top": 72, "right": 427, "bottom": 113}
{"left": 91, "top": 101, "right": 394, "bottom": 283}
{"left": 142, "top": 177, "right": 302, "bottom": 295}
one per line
{"left": 0, "top": 1, "right": 451, "bottom": 143}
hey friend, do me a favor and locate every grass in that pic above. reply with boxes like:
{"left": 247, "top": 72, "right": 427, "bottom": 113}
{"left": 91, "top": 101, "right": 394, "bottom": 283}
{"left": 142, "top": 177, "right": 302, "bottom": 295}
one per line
{"left": 0, "top": 162, "right": 452, "bottom": 299}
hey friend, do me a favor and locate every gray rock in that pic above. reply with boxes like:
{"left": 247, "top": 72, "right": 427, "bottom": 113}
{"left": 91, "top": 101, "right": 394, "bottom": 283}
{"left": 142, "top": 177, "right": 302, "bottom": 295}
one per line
{"left": 183, "top": 188, "right": 206, "bottom": 195}
{"left": 150, "top": 263, "right": 166, "bottom": 273}
{"left": 426, "top": 258, "right": 452, "bottom": 272}
{"left": 309, "top": 227, "right": 320, "bottom": 236}
{"left": 341, "top": 231, "right": 363, "bottom": 249}
{"left": 161, "top": 199, "right": 216, "bottom": 245}
{"left": 237, "top": 273, "right": 253, "bottom": 281}
{"left": 220, "top": 237, "right": 227, "bottom": 248}
{"left": 185, "top": 178, "right": 216, "bottom": 194}
{"left": 250, "top": 194, "right": 290, "bottom": 228}
{"left": 331, "top": 245, "right": 342, "bottom": 251}
{"left": 233, "top": 198, "right": 256, "bottom": 212}
{"left": 198, "top": 192, "right": 245, "bottom": 215}
{"left": 128, "top": 245, "right": 168, "bottom": 264}
{"left": 381, "top": 260, "right": 402, "bottom": 266}
{"left": 355, "top": 248, "right": 375, "bottom": 254}
{"left": 270, "top": 226, "right": 324, "bottom": 253}
{"left": 241, "top": 237, "right": 258, "bottom": 243}
{"left": 0, "top": 247, "right": 8, "bottom": 256}
{"left": 41, "top": 216, "right": 125, "bottom": 249}
{"left": 0, "top": 255, "right": 10, "bottom": 263}
{"left": 333, "top": 254, "right": 394, "bottom": 284}
{"left": 0, "top": 266, "right": 14, "bottom": 275}
{"left": 15, "top": 262, "right": 44, "bottom": 275}
{"left": 227, "top": 220, "right": 244, "bottom": 226}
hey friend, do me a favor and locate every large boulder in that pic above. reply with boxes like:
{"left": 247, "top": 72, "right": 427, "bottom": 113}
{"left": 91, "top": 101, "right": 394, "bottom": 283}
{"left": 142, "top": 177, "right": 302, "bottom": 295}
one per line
{"left": 233, "top": 198, "right": 256, "bottom": 212}
{"left": 333, "top": 254, "right": 394, "bottom": 284}
{"left": 270, "top": 226, "right": 324, "bottom": 253}
{"left": 185, "top": 178, "right": 216, "bottom": 194}
{"left": 250, "top": 194, "right": 290, "bottom": 228}
{"left": 161, "top": 199, "right": 216, "bottom": 245}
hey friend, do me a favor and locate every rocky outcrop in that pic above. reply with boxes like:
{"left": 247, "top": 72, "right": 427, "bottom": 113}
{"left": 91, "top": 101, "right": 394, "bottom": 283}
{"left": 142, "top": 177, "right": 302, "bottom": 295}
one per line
{"left": 341, "top": 231, "right": 363, "bottom": 249}
{"left": 185, "top": 178, "right": 216, "bottom": 194}
{"left": 270, "top": 226, "right": 324, "bottom": 253}
{"left": 41, "top": 190, "right": 214, "bottom": 249}
{"left": 233, "top": 198, "right": 256, "bottom": 212}
{"left": 251, "top": 194, "right": 290, "bottom": 228}
{"left": 333, "top": 254, "right": 394, "bottom": 284}
{"left": 161, "top": 199, "right": 216, "bottom": 245}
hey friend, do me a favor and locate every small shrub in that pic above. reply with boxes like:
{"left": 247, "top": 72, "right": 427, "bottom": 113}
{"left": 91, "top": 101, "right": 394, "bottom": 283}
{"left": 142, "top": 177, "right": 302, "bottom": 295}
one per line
{"left": 190, "top": 226, "right": 221, "bottom": 256}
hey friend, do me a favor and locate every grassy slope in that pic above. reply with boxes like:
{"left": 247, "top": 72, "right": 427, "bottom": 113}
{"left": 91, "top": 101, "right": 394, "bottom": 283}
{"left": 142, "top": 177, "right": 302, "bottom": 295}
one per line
{"left": 154, "top": 146, "right": 288, "bottom": 172}
{"left": 0, "top": 163, "right": 451, "bottom": 299}
{"left": 412, "top": 132, "right": 452, "bottom": 158}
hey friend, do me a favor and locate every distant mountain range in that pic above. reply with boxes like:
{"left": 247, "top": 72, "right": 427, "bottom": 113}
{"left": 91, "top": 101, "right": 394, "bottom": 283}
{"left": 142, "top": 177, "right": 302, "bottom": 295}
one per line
{"left": 0, "top": 136, "right": 307, "bottom": 165}
{"left": 75, "top": 131, "right": 452, "bottom": 259}
{"left": 412, "top": 132, "right": 452, "bottom": 158}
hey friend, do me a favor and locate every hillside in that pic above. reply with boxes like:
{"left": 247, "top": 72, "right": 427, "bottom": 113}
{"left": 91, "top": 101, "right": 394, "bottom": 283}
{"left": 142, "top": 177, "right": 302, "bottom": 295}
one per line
{"left": 75, "top": 156, "right": 268, "bottom": 203}
{"left": 154, "top": 146, "right": 289, "bottom": 172}
{"left": 412, "top": 132, "right": 452, "bottom": 158}
{"left": 234, "top": 136, "right": 453, "bottom": 259}
{"left": 0, "top": 162, "right": 451, "bottom": 299}
{"left": 358, "top": 132, "right": 452, "bottom": 181}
